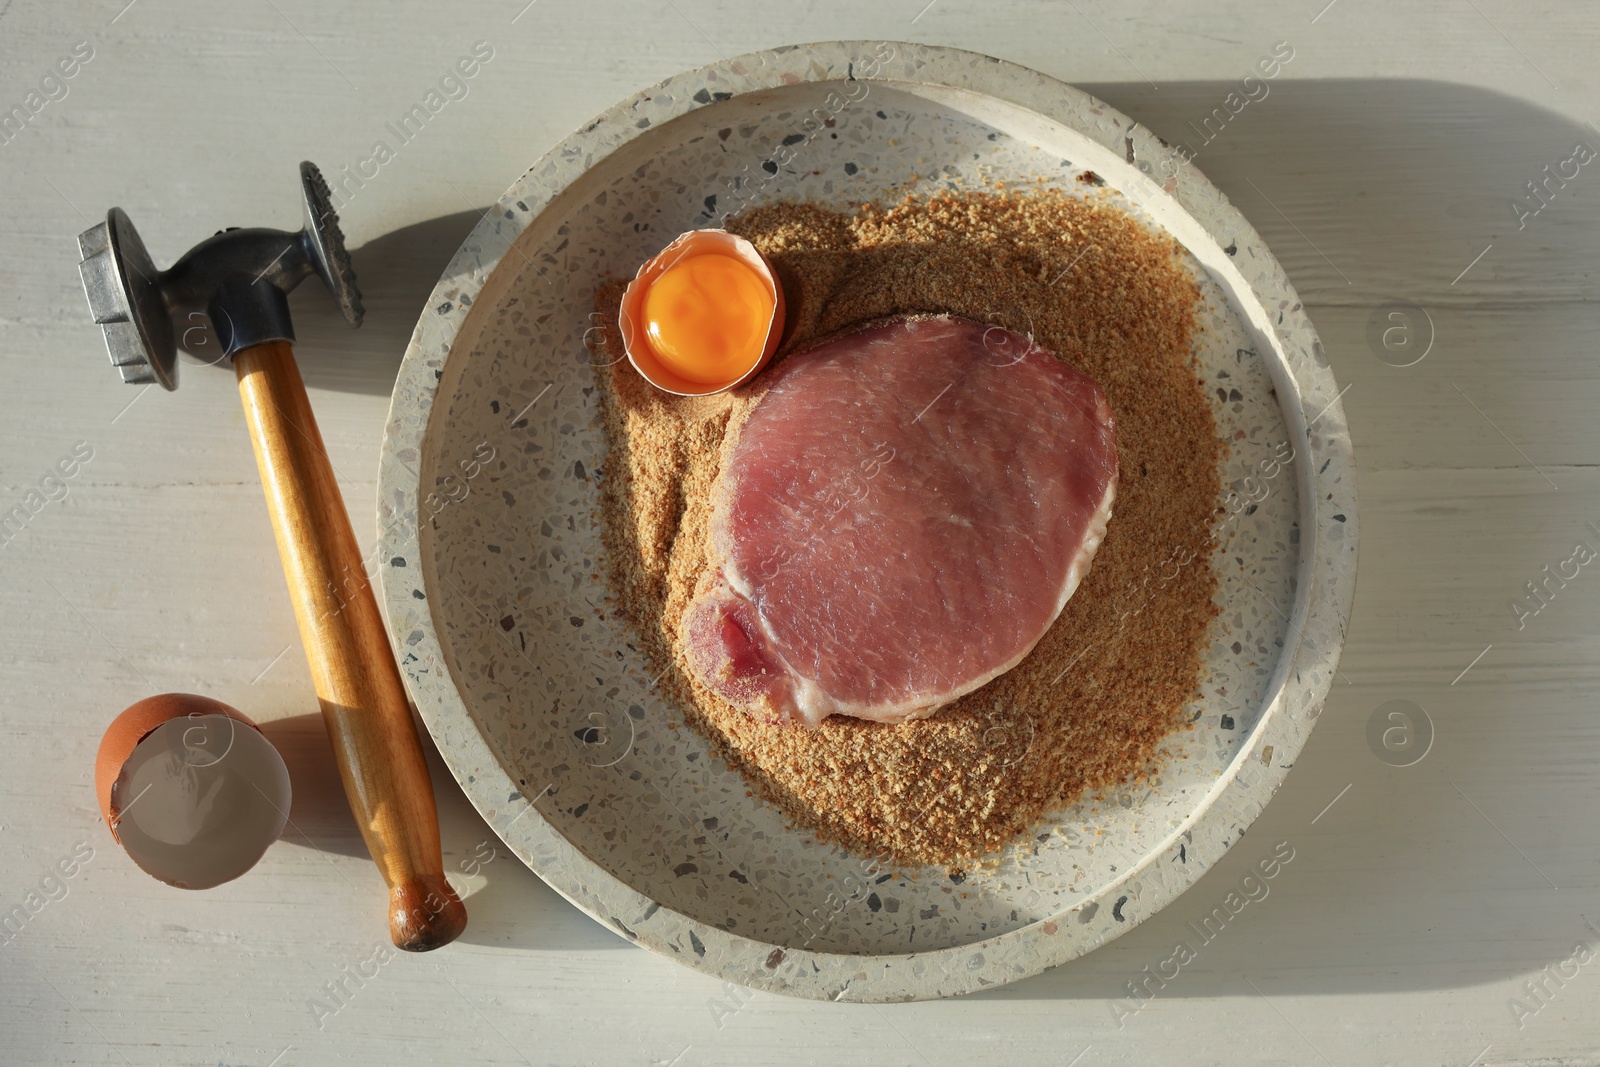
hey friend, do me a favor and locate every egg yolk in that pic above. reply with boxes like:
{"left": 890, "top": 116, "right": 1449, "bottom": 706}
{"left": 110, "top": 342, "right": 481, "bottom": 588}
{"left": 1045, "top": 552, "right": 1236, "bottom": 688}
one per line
{"left": 642, "top": 253, "right": 774, "bottom": 385}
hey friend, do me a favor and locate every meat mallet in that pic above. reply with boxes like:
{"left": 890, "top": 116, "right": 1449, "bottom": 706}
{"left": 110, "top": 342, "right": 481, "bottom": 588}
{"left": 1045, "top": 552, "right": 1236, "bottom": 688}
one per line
{"left": 76, "top": 162, "right": 467, "bottom": 951}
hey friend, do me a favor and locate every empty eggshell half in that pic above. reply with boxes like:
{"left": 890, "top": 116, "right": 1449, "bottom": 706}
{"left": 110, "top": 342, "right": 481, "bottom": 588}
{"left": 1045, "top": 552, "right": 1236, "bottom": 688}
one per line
{"left": 95, "top": 693, "right": 292, "bottom": 890}
{"left": 617, "top": 228, "right": 785, "bottom": 396}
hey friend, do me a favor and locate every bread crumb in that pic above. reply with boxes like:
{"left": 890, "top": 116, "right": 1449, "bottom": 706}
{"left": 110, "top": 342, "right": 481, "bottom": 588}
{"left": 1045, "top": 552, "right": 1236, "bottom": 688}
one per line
{"left": 592, "top": 186, "right": 1222, "bottom": 868}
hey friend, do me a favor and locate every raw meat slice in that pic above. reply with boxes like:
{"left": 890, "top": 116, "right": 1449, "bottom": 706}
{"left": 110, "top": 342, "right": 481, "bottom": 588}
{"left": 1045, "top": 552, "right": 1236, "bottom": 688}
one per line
{"left": 682, "top": 315, "right": 1118, "bottom": 728}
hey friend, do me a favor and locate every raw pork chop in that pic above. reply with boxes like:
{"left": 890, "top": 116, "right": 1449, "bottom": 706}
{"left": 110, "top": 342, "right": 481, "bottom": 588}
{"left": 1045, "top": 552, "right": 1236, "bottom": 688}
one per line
{"left": 682, "top": 315, "right": 1118, "bottom": 728}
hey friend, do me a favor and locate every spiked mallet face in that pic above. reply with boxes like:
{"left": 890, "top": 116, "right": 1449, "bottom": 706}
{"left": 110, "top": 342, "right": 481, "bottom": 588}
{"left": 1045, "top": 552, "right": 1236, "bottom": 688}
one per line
{"left": 76, "top": 163, "right": 466, "bottom": 952}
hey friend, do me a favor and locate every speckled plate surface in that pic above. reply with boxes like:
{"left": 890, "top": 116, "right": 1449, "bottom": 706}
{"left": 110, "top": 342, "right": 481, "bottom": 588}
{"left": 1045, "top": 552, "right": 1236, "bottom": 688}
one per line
{"left": 377, "top": 41, "right": 1357, "bottom": 1002}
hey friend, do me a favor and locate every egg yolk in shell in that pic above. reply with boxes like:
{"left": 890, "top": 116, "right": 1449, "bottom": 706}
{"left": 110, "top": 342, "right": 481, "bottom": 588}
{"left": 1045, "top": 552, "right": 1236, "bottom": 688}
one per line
{"left": 642, "top": 253, "right": 775, "bottom": 385}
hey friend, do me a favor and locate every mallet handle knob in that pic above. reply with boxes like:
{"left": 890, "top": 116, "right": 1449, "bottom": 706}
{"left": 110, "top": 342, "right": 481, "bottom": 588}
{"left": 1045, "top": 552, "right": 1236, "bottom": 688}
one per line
{"left": 235, "top": 340, "right": 466, "bottom": 951}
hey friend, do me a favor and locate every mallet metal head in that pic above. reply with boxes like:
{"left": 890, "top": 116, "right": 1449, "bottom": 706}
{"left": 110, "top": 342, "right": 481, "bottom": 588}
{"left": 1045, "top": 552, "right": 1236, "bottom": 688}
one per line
{"left": 76, "top": 161, "right": 363, "bottom": 390}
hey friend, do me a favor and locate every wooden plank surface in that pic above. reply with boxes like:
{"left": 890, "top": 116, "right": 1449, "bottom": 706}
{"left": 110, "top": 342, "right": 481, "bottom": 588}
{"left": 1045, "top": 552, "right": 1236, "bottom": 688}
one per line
{"left": 4, "top": 0, "right": 1600, "bottom": 1064}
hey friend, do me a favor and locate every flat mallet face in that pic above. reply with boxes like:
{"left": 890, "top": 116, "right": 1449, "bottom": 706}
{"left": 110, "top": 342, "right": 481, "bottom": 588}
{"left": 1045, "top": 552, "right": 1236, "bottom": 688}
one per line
{"left": 75, "top": 164, "right": 467, "bottom": 951}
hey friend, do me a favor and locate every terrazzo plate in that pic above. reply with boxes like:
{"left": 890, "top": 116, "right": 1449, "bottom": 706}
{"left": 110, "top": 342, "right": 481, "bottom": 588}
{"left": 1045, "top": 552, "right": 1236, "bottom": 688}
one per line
{"left": 376, "top": 41, "right": 1357, "bottom": 1001}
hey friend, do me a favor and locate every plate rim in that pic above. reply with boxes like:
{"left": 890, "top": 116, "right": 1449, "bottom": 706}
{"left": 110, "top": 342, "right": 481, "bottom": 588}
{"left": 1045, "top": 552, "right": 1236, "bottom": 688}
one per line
{"left": 376, "top": 39, "right": 1359, "bottom": 1002}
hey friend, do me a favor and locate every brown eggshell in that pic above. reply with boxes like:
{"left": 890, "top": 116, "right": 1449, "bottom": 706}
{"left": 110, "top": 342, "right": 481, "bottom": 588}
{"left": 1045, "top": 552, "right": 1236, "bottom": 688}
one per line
{"left": 95, "top": 693, "right": 262, "bottom": 842}
{"left": 617, "top": 228, "right": 786, "bottom": 396}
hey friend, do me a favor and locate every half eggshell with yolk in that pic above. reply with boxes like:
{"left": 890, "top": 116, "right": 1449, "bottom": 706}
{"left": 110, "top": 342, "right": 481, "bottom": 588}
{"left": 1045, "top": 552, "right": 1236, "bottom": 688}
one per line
{"left": 618, "top": 228, "right": 785, "bottom": 396}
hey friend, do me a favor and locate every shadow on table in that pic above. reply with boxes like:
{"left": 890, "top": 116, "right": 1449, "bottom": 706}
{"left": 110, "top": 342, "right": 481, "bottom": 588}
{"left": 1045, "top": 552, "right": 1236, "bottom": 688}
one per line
{"left": 258, "top": 712, "right": 624, "bottom": 953}
{"left": 1086, "top": 76, "right": 1600, "bottom": 306}
{"left": 262, "top": 77, "right": 1600, "bottom": 993}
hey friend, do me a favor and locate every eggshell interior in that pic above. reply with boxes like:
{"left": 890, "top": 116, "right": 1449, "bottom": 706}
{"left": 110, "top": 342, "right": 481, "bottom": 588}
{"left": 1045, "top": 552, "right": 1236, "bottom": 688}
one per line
{"left": 618, "top": 228, "right": 785, "bottom": 396}
{"left": 95, "top": 694, "right": 291, "bottom": 889}
{"left": 95, "top": 693, "right": 260, "bottom": 832}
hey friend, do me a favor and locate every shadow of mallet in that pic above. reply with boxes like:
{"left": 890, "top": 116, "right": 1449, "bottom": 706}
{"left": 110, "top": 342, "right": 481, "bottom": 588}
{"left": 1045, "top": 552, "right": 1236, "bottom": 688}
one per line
{"left": 75, "top": 161, "right": 467, "bottom": 951}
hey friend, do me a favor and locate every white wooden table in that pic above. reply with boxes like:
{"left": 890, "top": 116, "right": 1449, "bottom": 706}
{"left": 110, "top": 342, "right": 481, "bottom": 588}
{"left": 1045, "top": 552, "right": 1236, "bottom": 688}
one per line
{"left": 4, "top": 1, "right": 1599, "bottom": 1063}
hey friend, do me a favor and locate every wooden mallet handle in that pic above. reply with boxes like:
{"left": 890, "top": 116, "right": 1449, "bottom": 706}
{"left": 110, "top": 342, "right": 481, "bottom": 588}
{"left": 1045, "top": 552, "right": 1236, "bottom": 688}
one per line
{"left": 235, "top": 340, "right": 466, "bottom": 951}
